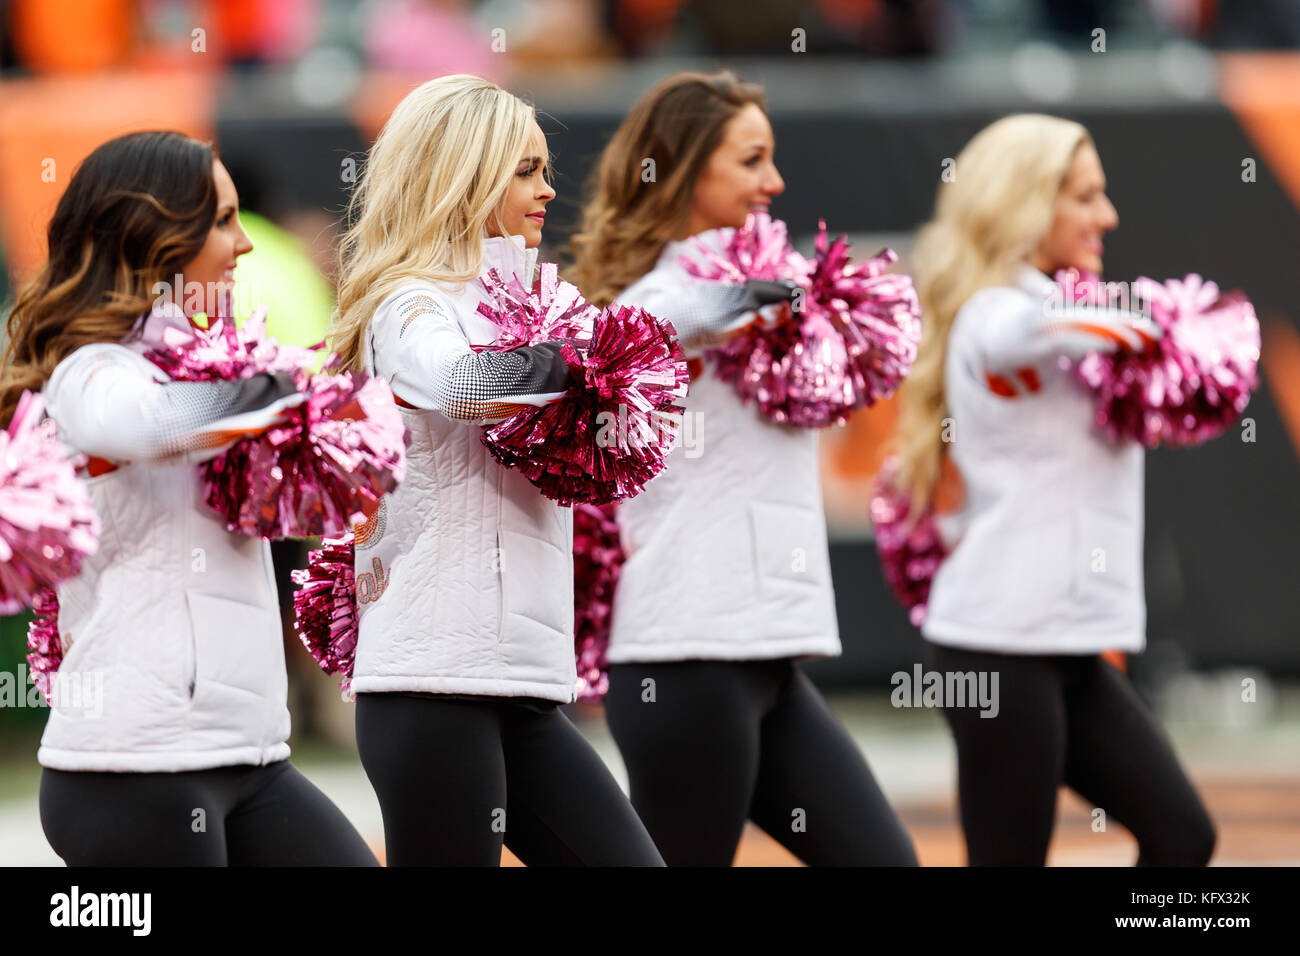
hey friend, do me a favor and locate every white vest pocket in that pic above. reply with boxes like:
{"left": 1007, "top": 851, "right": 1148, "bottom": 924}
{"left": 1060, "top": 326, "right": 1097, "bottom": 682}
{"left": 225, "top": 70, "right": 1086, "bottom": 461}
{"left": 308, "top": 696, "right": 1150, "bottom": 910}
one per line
{"left": 184, "top": 589, "right": 286, "bottom": 700}
{"left": 496, "top": 528, "right": 572, "bottom": 641}
{"left": 748, "top": 500, "right": 831, "bottom": 595}
{"left": 1070, "top": 506, "right": 1138, "bottom": 610}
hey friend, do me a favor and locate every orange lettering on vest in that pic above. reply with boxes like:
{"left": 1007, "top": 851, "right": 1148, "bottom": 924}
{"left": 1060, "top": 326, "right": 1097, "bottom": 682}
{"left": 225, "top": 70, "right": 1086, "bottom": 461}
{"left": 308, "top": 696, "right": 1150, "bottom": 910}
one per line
{"left": 357, "top": 556, "right": 389, "bottom": 605}
{"left": 1015, "top": 367, "right": 1042, "bottom": 393}
{"left": 984, "top": 372, "right": 1019, "bottom": 398}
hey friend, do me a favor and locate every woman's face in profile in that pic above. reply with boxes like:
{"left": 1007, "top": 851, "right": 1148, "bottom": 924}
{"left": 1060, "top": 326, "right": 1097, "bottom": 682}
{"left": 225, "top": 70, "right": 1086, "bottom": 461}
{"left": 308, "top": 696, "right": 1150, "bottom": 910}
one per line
{"left": 179, "top": 160, "right": 254, "bottom": 315}
{"left": 684, "top": 103, "right": 785, "bottom": 238}
{"left": 1032, "top": 142, "right": 1119, "bottom": 277}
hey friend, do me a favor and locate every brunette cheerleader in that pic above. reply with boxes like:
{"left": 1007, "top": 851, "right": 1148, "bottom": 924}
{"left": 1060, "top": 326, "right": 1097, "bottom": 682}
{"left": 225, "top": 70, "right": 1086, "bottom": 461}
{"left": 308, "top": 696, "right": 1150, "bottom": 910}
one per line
{"left": 568, "top": 71, "right": 918, "bottom": 867}
{"left": 330, "top": 75, "right": 663, "bottom": 867}
{"left": 0, "top": 131, "right": 378, "bottom": 866}
{"left": 894, "top": 113, "right": 1216, "bottom": 866}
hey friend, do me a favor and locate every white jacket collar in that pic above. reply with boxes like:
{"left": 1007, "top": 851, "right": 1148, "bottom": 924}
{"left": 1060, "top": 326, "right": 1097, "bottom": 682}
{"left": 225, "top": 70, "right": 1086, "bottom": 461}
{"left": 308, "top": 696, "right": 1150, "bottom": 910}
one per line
{"left": 127, "top": 301, "right": 196, "bottom": 354}
{"left": 480, "top": 234, "right": 538, "bottom": 284}
{"left": 1015, "top": 263, "right": 1057, "bottom": 299}
{"left": 656, "top": 228, "right": 730, "bottom": 274}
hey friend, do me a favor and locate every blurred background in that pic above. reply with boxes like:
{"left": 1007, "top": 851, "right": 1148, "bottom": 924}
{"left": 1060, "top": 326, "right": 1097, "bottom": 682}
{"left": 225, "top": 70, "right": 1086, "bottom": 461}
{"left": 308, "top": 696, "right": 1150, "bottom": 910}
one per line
{"left": 2, "top": 0, "right": 1298, "bottom": 865}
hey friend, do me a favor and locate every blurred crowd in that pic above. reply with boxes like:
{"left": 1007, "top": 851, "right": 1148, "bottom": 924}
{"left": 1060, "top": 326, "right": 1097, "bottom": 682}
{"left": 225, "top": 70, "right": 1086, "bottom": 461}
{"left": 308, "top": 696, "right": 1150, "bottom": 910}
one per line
{"left": 3, "top": 0, "right": 1300, "bottom": 76}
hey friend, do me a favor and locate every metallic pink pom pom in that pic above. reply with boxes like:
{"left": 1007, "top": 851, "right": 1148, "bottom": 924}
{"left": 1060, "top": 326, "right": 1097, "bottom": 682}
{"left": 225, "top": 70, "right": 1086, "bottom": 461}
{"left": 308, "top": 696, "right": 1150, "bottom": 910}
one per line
{"left": 26, "top": 587, "right": 63, "bottom": 704}
{"left": 805, "top": 221, "right": 921, "bottom": 415}
{"left": 681, "top": 212, "right": 920, "bottom": 428}
{"left": 147, "top": 310, "right": 409, "bottom": 538}
{"left": 481, "top": 299, "right": 689, "bottom": 506}
{"left": 476, "top": 262, "right": 597, "bottom": 350}
{"left": 144, "top": 306, "right": 316, "bottom": 383}
{"left": 572, "top": 502, "right": 622, "bottom": 701}
{"left": 0, "top": 390, "right": 100, "bottom": 615}
{"left": 869, "top": 458, "right": 948, "bottom": 628}
{"left": 1070, "top": 274, "right": 1261, "bottom": 447}
{"left": 681, "top": 211, "right": 809, "bottom": 284}
{"left": 291, "top": 534, "right": 358, "bottom": 695}
{"left": 202, "top": 371, "right": 408, "bottom": 539}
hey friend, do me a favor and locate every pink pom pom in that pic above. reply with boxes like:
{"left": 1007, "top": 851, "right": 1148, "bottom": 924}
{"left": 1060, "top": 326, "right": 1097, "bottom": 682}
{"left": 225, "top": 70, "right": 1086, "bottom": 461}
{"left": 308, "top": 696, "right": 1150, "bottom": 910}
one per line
{"left": 202, "top": 370, "right": 408, "bottom": 539}
{"left": 479, "top": 284, "right": 689, "bottom": 505}
{"left": 1070, "top": 273, "right": 1261, "bottom": 447}
{"left": 291, "top": 533, "right": 358, "bottom": 695}
{"left": 681, "top": 212, "right": 809, "bottom": 284}
{"left": 572, "top": 502, "right": 623, "bottom": 701}
{"left": 681, "top": 212, "right": 920, "bottom": 428}
{"left": 476, "top": 262, "right": 597, "bottom": 350}
{"left": 0, "top": 390, "right": 100, "bottom": 615}
{"left": 26, "top": 587, "right": 63, "bottom": 704}
{"left": 870, "top": 458, "right": 948, "bottom": 628}
{"left": 144, "top": 306, "right": 316, "bottom": 383}
{"left": 147, "top": 309, "right": 409, "bottom": 538}
{"left": 805, "top": 222, "right": 921, "bottom": 414}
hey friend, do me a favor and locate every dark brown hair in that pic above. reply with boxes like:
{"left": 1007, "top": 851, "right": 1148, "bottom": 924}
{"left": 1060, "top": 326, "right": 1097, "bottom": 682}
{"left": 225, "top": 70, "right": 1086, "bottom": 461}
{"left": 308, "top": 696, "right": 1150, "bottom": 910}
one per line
{"left": 1, "top": 130, "right": 217, "bottom": 425}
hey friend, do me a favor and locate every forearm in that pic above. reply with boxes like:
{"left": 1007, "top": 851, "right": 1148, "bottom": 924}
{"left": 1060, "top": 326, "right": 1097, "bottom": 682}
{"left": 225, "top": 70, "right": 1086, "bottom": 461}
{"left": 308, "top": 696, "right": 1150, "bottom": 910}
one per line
{"left": 50, "top": 357, "right": 302, "bottom": 462}
{"left": 982, "top": 302, "right": 1161, "bottom": 373}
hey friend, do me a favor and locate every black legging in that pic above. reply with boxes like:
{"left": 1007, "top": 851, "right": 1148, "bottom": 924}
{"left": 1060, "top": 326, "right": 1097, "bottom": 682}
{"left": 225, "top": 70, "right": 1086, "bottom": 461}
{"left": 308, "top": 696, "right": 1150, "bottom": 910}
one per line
{"left": 924, "top": 641, "right": 1217, "bottom": 866}
{"left": 603, "top": 658, "right": 918, "bottom": 866}
{"left": 39, "top": 759, "right": 378, "bottom": 866}
{"left": 354, "top": 692, "right": 665, "bottom": 866}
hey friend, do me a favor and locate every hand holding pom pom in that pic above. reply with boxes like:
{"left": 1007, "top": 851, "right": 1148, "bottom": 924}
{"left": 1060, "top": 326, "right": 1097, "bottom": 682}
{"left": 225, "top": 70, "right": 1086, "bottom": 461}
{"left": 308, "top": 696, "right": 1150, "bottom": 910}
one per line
{"left": 477, "top": 268, "right": 689, "bottom": 505}
{"left": 681, "top": 212, "right": 921, "bottom": 428}
{"left": 146, "top": 307, "right": 409, "bottom": 538}
{"left": 1065, "top": 272, "right": 1260, "bottom": 448}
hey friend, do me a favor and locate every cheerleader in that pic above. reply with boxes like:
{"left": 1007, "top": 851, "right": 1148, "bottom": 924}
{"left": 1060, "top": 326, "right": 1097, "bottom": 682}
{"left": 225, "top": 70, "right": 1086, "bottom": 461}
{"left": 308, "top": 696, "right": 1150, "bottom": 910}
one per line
{"left": 894, "top": 113, "right": 1216, "bottom": 866}
{"left": 0, "top": 131, "right": 377, "bottom": 866}
{"left": 330, "top": 75, "right": 663, "bottom": 867}
{"left": 568, "top": 71, "right": 918, "bottom": 867}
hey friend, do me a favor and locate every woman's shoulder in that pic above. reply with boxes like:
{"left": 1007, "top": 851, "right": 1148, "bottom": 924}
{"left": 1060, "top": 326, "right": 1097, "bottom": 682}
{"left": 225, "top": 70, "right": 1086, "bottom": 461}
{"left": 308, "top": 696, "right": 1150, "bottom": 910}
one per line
{"left": 951, "top": 282, "right": 1037, "bottom": 342}
{"left": 47, "top": 340, "right": 147, "bottom": 386}
{"left": 957, "top": 281, "right": 1034, "bottom": 318}
{"left": 374, "top": 281, "right": 461, "bottom": 326}
{"left": 42, "top": 340, "right": 154, "bottom": 420}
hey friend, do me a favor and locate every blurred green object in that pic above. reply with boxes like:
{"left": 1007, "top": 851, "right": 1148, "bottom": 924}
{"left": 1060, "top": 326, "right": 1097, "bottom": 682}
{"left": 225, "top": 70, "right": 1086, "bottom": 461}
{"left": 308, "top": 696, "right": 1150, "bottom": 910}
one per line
{"left": 230, "top": 211, "right": 336, "bottom": 358}
{"left": 0, "top": 610, "right": 47, "bottom": 749}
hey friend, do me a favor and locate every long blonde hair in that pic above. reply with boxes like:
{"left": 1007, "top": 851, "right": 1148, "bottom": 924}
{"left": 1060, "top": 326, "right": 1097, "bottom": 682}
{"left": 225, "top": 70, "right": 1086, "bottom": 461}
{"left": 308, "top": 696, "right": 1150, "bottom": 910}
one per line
{"left": 895, "top": 113, "right": 1091, "bottom": 513}
{"left": 567, "top": 70, "right": 767, "bottom": 307}
{"left": 332, "top": 74, "right": 538, "bottom": 371}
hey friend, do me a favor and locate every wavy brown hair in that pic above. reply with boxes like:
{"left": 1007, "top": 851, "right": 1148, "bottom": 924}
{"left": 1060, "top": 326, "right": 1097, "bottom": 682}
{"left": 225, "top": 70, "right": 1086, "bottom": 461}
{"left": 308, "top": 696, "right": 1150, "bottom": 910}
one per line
{"left": 0, "top": 131, "right": 217, "bottom": 426}
{"left": 566, "top": 70, "right": 766, "bottom": 307}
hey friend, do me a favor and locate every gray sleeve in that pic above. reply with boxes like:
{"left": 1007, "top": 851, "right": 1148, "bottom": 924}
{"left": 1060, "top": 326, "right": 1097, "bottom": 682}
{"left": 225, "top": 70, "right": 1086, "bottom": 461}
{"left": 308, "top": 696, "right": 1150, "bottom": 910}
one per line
{"left": 438, "top": 341, "right": 573, "bottom": 423}
{"left": 46, "top": 346, "right": 303, "bottom": 463}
